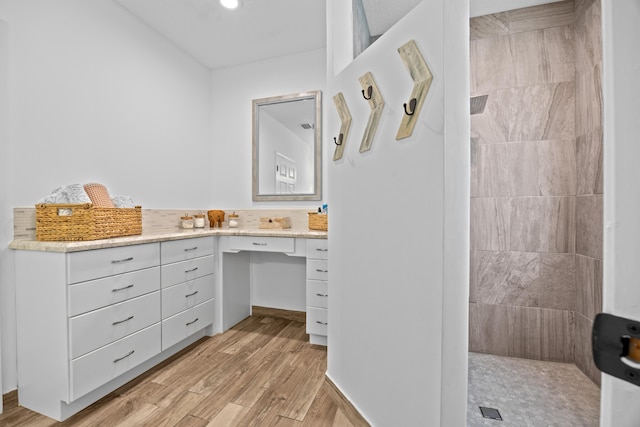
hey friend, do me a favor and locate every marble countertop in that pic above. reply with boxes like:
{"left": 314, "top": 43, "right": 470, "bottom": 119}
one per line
{"left": 9, "top": 227, "right": 327, "bottom": 253}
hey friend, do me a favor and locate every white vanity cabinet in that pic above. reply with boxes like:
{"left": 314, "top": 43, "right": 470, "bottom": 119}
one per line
{"left": 160, "top": 236, "right": 215, "bottom": 350}
{"left": 13, "top": 237, "right": 216, "bottom": 421}
{"left": 306, "top": 239, "right": 328, "bottom": 346}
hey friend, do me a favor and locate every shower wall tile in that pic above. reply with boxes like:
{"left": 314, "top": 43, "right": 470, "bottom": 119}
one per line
{"left": 470, "top": 138, "right": 479, "bottom": 197}
{"left": 469, "top": 303, "right": 509, "bottom": 356}
{"left": 471, "top": 198, "right": 511, "bottom": 251}
{"left": 540, "top": 308, "right": 574, "bottom": 362}
{"left": 538, "top": 253, "right": 576, "bottom": 311}
{"left": 508, "top": 0, "right": 574, "bottom": 34}
{"left": 575, "top": 63, "right": 602, "bottom": 136}
{"left": 470, "top": 12, "right": 509, "bottom": 40}
{"left": 576, "top": 194, "right": 603, "bottom": 259}
{"left": 575, "top": 0, "right": 598, "bottom": 23}
{"left": 470, "top": 42, "right": 478, "bottom": 95}
{"left": 507, "top": 305, "right": 542, "bottom": 360}
{"left": 574, "top": 313, "right": 601, "bottom": 386}
{"left": 474, "top": 35, "right": 516, "bottom": 92}
{"left": 477, "top": 142, "right": 539, "bottom": 197}
{"left": 512, "top": 26, "right": 575, "bottom": 87}
{"left": 537, "top": 139, "right": 577, "bottom": 196}
{"left": 576, "top": 128, "right": 603, "bottom": 195}
{"left": 575, "top": 0, "right": 602, "bottom": 73}
{"left": 470, "top": 89, "right": 510, "bottom": 144}
{"left": 575, "top": 254, "right": 603, "bottom": 320}
{"left": 470, "top": 250, "right": 478, "bottom": 303}
{"left": 509, "top": 82, "right": 575, "bottom": 142}
{"left": 509, "top": 196, "right": 575, "bottom": 253}
{"left": 475, "top": 251, "right": 539, "bottom": 307}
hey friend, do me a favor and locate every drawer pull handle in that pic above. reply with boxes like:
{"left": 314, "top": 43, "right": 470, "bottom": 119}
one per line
{"left": 315, "top": 269, "right": 328, "bottom": 273}
{"left": 185, "top": 267, "right": 199, "bottom": 273}
{"left": 111, "top": 257, "right": 134, "bottom": 264}
{"left": 316, "top": 320, "right": 328, "bottom": 325}
{"left": 252, "top": 242, "right": 268, "bottom": 246}
{"left": 112, "top": 315, "right": 134, "bottom": 326}
{"left": 315, "top": 248, "right": 328, "bottom": 252}
{"left": 186, "top": 317, "right": 199, "bottom": 326}
{"left": 185, "top": 291, "right": 199, "bottom": 298}
{"left": 316, "top": 293, "right": 328, "bottom": 297}
{"left": 112, "top": 284, "right": 134, "bottom": 292}
{"left": 113, "top": 350, "right": 135, "bottom": 363}
{"left": 184, "top": 247, "right": 198, "bottom": 252}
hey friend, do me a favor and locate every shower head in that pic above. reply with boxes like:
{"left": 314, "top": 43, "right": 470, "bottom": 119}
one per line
{"left": 470, "top": 95, "right": 488, "bottom": 115}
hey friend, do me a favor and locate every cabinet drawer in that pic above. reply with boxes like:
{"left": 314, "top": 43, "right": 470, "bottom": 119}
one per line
{"left": 306, "top": 307, "right": 328, "bottom": 337}
{"left": 67, "top": 243, "right": 160, "bottom": 285}
{"left": 70, "top": 292, "right": 160, "bottom": 359}
{"left": 162, "top": 299, "right": 215, "bottom": 350}
{"left": 306, "top": 239, "right": 328, "bottom": 259}
{"left": 161, "top": 237, "right": 214, "bottom": 265}
{"left": 161, "top": 255, "right": 214, "bottom": 288}
{"left": 306, "top": 280, "right": 328, "bottom": 309}
{"left": 306, "top": 259, "right": 328, "bottom": 280}
{"left": 69, "top": 267, "right": 160, "bottom": 316}
{"left": 162, "top": 275, "right": 215, "bottom": 319}
{"left": 71, "top": 323, "right": 161, "bottom": 401}
{"left": 229, "top": 236, "right": 294, "bottom": 253}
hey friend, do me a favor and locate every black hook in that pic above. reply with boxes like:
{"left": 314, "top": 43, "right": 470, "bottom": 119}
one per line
{"left": 403, "top": 98, "right": 417, "bottom": 116}
{"left": 334, "top": 134, "right": 343, "bottom": 146}
{"left": 362, "top": 86, "right": 373, "bottom": 100}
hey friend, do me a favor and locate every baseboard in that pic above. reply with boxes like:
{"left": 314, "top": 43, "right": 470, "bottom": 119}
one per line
{"left": 252, "top": 306, "right": 306, "bottom": 323}
{"left": 324, "top": 375, "right": 370, "bottom": 427}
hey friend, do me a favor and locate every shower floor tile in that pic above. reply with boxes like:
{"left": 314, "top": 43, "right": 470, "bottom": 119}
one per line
{"left": 467, "top": 352, "right": 600, "bottom": 426}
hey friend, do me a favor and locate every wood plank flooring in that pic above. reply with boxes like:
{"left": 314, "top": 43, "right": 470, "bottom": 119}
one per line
{"left": 0, "top": 316, "right": 354, "bottom": 427}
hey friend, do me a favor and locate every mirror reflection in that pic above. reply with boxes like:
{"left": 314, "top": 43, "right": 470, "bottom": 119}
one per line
{"left": 252, "top": 90, "right": 322, "bottom": 201}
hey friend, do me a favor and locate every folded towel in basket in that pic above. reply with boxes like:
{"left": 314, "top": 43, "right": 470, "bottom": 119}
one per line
{"left": 84, "top": 183, "right": 115, "bottom": 207}
{"left": 37, "top": 184, "right": 91, "bottom": 205}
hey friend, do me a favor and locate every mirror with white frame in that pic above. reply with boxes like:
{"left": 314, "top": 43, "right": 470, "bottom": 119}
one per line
{"left": 252, "top": 90, "right": 322, "bottom": 201}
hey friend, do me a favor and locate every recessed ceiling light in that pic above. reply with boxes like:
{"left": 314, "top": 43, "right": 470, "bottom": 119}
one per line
{"left": 220, "top": 0, "right": 240, "bottom": 9}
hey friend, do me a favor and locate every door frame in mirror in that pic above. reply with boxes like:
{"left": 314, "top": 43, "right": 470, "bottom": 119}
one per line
{"left": 252, "top": 90, "right": 322, "bottom": 201}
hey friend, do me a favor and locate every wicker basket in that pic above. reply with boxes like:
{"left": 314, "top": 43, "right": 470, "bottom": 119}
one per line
{"left": 307, "top": 212, "right": 328, "bottom": 231}
{"left": 36, "top": 203, "right": 142, "bottom": 241}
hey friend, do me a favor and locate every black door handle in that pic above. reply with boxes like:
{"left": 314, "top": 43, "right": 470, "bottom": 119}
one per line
{"left": 592, "top": 313, "right": 640, "bottom": 387}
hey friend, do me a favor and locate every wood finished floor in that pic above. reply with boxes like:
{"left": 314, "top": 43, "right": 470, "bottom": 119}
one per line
{"left": 0, "top": 316, "right": 354, "bottom": 427}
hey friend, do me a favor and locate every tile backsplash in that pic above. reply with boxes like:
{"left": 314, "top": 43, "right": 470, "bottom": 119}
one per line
{"left": 13, "top": 207, "right": 317, "bottom": 240}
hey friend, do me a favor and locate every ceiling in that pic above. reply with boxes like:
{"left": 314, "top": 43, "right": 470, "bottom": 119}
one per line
{"left": 113, "top": 0, "right": 422, "bottom": 69}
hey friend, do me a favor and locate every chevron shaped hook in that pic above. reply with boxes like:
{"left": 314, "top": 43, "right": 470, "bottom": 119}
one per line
{"left": 332, "top": 92, "right": 352, "bottom": 161}
{"left": 396, "top": 40, "right": 433, "bottom": 140}
{"left": 358, "top": 72, "right": 385, "bottom": 153}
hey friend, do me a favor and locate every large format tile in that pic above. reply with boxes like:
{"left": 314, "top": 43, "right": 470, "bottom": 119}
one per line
{"left": 470, "top": 138, "right": 479, "bottom": 197}
{"left": 475, "top": 251, "right": 540, "bottom": 307}
{"left": 470, "top": 89, "right": 510, "bottom": 144}
{"left": 575, "top": 63, "right": 602, "bottom": 136}
{"left": 512, "top": 26, "right": 574, "bottom": 87}
{"left": 575, "top": 254, "right": 603, "bottom": 320}
{"left": 508, "top": 0, "right": 574, "bottom": 33}
{"left": 576, "top": 128, "right": 603, "bottom": 195}
{"left": 507, "top": 305, "right": 542, "bottom": 360}
{"left": 574, "top": 313, "right": 601, "bottom": 386}
{"left": 576, "top": 194, "right": 603, "bottom": 259}
{"left": 469, "top": 303, "right": 510, "bottom": 356}
{"left": 509, "top": 196, "right": 575, "bottom": 253}
{"left": 575, "top": 0, "right": 602, "bottom": 73}
{"left": 537, "top": 138, "right": 577, "bottom": 196}
{"left": 476, "top": 142, "right": 539, "bottom": 197}
{"left": 509, "top": 82, "right": 575, "bottom": 142}
{"left": 538, "top": 253, "right": 576, "bottom": 311}
{"left": 540, "top": 308, "right": 574, "bottom": 362}
{"left": 575, "top": 0, "right": 598, "bottom": 22}
{"left": 470, "top": 12, "right": 509, "bottom": 40}
{"left": 471, "top": 198, "right": 511, "bottom": 251}
{"left": 475, "top": 35, "right": 516, "bottom": 92}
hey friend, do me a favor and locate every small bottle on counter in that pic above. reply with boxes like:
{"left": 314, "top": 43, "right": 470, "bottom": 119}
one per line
{"left": 228, "top": 212, "right": 239, "bottom": 228}
{"left": 193, "top": 213, "right": 205, "bottom": 228}
{"left": 180, "top": 214, "right": 194, "bottom": 229}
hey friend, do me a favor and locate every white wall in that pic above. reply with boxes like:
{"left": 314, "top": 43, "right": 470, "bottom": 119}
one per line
{"left": 0, "top": 18, "right": 8, "bottom": 412}
{"left": 210, "top": 48, "right": 327, "bottom": 209}
{"left": 0, "top": 0, "right": 213, "bottom": 392}
{"left": 601, "top": 0, "right": 640, "bottom": 425}
{"left": 326, "top": 0, "right": 469, "bottom": 425}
